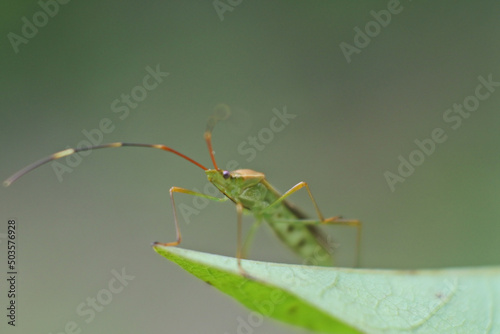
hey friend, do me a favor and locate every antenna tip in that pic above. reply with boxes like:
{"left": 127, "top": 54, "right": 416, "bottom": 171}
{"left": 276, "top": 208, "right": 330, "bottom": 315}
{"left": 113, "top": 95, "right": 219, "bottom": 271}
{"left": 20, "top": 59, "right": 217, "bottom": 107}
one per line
{"left": 3, "top": 180, "right": 12, "bottom": 187}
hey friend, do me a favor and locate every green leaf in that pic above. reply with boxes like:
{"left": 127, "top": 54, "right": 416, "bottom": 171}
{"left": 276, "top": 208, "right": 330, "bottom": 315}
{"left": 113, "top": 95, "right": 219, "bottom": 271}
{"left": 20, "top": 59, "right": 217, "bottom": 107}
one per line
{"left": 154, "top": 245, "right": 500, "bottom": 334}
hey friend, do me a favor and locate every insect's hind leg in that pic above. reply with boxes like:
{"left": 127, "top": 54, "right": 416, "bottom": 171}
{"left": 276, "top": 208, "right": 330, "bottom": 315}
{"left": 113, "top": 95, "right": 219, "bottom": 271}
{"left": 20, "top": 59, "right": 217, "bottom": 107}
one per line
{"left": 152, "top": 186, "right": 228, "bottom": 247}
{"left": 320, "top": 217, "right": 361, "bottom": 267}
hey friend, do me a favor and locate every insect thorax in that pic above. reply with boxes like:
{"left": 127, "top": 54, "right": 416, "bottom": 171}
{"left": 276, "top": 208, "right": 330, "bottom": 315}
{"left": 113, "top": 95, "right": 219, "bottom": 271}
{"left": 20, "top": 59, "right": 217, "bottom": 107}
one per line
{"left": 237, "top": 182, "right": 272, "bottom": 212}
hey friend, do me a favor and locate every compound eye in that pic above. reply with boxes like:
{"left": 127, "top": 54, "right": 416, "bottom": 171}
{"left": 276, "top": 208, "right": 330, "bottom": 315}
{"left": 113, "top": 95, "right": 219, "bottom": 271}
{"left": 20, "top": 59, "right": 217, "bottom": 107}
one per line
{"left": 222, "top": 170, "right": 230, "bottom": 179}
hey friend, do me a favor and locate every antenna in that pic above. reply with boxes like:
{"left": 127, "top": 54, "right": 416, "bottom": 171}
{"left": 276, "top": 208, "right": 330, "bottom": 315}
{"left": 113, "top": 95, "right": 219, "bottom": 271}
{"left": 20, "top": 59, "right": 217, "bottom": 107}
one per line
{"left": 204, "top": 103, "right": 231, "bottom": 170}
{"left": 3, "top": 142, "right": 207, "bottom": 187}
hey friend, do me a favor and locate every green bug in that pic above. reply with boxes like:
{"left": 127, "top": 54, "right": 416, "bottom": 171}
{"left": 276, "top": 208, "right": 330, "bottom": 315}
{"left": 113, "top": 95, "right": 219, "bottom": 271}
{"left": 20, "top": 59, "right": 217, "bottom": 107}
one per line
{"left": 4, "top": 105, "right": 361, "bottom": 273}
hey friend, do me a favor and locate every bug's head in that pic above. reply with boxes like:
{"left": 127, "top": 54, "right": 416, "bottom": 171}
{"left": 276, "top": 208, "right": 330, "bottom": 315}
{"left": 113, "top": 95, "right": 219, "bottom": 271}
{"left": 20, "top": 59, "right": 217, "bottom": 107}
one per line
{"left": 206, "top": 169, "right": 265, "bottom": 197}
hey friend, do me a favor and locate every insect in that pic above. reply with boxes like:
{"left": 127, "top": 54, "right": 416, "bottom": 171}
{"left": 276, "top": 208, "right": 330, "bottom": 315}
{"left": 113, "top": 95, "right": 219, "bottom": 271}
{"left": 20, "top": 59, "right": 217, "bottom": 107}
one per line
{"left": 4, "top": 105, "right": 361, "bottom": 273}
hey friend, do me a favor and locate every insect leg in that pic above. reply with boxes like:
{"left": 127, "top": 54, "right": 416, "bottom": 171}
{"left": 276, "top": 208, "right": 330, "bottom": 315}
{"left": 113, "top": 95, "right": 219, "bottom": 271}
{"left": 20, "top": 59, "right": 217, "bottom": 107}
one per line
{"left": 241, "top": 219, "right": 263, "bottom": 260}
{"left": 322, "top": 217, "right": 361, "bottom": 267}
{"left": 261, "top": 181, "right": 326, "bottom": 219}
{"left": 235, "top": 203, "right": 259, "bottom": 278}
{"left": 153, "top": 187, "right": 228, "bottom": 247}
{"left": 236, "top": 203, "right": 244, "bottom": 270}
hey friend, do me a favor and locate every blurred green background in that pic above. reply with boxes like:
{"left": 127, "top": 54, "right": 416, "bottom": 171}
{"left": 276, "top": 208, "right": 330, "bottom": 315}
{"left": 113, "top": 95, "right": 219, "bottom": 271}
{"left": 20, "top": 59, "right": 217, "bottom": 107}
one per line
{"left": 1, "top": 1, "right": 499, "bottom": 333}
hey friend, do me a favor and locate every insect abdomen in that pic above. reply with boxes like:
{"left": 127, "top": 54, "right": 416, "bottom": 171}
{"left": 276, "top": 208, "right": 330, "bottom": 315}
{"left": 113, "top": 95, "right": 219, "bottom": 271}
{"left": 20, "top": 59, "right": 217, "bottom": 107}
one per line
{"left": 237, "top": 181, "right": 334, "bottom": 266}
{"left": 263, "top": 203, "right": 334, "bottom": 266}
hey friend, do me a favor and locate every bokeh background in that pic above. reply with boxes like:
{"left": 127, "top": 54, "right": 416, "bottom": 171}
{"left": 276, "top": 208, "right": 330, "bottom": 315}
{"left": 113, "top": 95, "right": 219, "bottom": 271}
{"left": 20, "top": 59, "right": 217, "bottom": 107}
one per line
{"left": 1, "top": 1, "right": 500, "bottom": 333}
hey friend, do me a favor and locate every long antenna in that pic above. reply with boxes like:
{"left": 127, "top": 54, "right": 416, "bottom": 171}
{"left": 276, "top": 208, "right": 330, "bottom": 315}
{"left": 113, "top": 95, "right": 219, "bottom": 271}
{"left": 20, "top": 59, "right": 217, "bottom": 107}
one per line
{"left": 3, "top": 142, "right": 207, "bottom": 187}
{"left": 204, "top": 104, "right": 231, "bottom": 170}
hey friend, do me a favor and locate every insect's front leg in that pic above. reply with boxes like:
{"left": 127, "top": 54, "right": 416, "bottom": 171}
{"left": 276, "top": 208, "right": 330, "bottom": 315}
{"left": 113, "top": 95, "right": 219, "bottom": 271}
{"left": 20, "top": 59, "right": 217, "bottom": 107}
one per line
{"left": 153, "top": 187, "right": 228, "bottom": 247}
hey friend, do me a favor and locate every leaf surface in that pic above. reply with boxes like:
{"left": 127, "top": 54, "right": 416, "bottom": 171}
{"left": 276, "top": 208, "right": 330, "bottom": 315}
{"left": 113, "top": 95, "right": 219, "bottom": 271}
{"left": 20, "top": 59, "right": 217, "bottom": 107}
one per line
{"left": 154, "top": 245, "right": 500, "bottom": 334}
